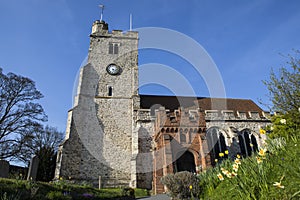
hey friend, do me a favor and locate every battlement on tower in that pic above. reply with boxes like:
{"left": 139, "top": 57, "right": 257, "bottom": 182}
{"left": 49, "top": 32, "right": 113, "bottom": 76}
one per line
{"left": 91, "top": 20, "right": 138, "bottom": 38}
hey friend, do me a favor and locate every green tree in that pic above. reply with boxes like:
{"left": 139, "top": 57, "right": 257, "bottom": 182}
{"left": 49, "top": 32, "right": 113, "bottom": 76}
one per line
{"left": 0, "top": 68, "right": 47, "bottom": 160}
{"left": 263, "top": 50, "right": 300, "bottom": 124}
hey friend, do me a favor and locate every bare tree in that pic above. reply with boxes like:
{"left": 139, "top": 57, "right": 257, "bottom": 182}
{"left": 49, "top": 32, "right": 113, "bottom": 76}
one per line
{"left": 19, "top": 125, "right": 64, "bottom": 181}
{"left": 17, "top": 125, "right": 64, "bottom": 165}
{"left": 0, "top": 68, "right": 47, "bottom": 160}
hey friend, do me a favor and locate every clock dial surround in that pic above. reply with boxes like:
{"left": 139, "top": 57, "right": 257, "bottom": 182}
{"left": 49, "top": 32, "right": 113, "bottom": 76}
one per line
{"left": 106, "top": 64, "right": 121, "bottom": 75}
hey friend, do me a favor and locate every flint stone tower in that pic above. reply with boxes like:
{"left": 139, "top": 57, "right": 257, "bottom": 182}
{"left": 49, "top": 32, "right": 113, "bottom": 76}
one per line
{"left": 55, "top": 20, "right": 140, "bottom": 187}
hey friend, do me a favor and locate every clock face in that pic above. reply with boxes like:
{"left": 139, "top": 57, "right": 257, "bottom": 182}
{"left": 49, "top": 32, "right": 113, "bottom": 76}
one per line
{"left": 106, "top": 64, "right": 120, "bottom": 75}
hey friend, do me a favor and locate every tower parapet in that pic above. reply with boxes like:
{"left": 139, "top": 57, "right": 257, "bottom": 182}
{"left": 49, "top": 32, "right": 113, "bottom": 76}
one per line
{"left": 91, "top": 20, "right": 138, "bottom": 38}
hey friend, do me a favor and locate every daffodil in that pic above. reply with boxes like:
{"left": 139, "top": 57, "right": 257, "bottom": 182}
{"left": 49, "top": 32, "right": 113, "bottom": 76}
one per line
{"left": 219, "top": 152, "right": 224, "bottom": 157}
{"left": 273, "top": 182, "right": 284, "bottom": 189}
{"left": 233, "top": 164, "right": 239, "bottom": 172}
{"left": 221, "top": 168, "right": 229, "bottom": 176}
{"left": 217, "top": 173, "right": 224, "bottom": 181}
{"left": 215, "top": 159, "right": 218, "bottom": 163}
{"left": 231, "top": 172, "right": 237, "bottom": 177}
{"left": 225, "top": 150, "right": 229, "bottom": 155}
{"left": 226, "top": 172, "right": 232, "bottom": 178}
{"left": 256, "top": 156, "right": 263, "bottom": 164}
{"left": 236, "top": 154, "right": 241, "bottom": 159}
{"left": 259, "top": 129, "right": 266, "bottom": 134}
{"left": 189, "top": 185, "right": 193, "bottom": 190}
{"left": 234, "top": 158, "right": 241, "bottom": 165}
{"left": 258, "top": 148, "right": 267, "bottom": 157}
{"left": 280, "top": 119, "right": 286, "bottom": 124}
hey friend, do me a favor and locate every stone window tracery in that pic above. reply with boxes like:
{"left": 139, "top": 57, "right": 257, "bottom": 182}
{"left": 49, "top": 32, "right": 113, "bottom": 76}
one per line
{"left": 238, "top": 129, "right": 258, "bottom": 157}
{"left": 207, "top": 127, "right": 228, "bottom": 166}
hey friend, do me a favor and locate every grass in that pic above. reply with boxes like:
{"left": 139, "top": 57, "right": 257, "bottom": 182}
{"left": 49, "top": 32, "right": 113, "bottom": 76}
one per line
{"left": 0, "top": 178, "right": 149, "bottom": 200}
{"left": 197, "top": 131, "right": 300, "bottom": 199}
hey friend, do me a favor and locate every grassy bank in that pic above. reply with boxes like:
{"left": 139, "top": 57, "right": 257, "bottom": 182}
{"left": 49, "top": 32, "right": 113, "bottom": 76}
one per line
{"left": 0, "top": 178, "right": 149, "bottom": 200}
{"left": 198, "top": 133, "right": 300, "bottom": 199}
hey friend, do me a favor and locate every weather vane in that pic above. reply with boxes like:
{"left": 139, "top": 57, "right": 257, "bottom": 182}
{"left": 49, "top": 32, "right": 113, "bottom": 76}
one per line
{"left": 99, "top": 4, "right": 104, "bottom": 21}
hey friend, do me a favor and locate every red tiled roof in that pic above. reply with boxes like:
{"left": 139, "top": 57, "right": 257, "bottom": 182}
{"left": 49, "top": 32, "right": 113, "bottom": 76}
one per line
{"left": 140, "top": 95, "right": 263, "bottom": 112}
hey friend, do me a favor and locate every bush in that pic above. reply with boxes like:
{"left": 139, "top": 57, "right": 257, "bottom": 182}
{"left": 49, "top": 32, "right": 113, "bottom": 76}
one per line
{"left": 121, "top": 187, "right": 135, "bottom": 197}
{"left": 161, "top": 171, "right": 200, "bottom": 199}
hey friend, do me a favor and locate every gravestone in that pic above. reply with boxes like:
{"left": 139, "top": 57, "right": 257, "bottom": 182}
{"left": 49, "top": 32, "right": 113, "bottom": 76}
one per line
{"left": 0, "top": 160, "right": 9, "bottom": 178}
{"left": 27, "top": 155, "right": 39, "bottom": 181}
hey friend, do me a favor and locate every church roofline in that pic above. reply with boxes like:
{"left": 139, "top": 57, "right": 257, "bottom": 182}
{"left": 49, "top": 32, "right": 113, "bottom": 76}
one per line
{"left": 139, "top": 94, "right": 265, "bottom": 113}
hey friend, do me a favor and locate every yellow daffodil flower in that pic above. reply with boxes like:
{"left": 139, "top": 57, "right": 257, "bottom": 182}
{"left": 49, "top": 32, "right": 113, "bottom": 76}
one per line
{"left": 219, "top": 152, "right": 224, "bottom": 157}
{"left": 225, "top": 150, "right": 229, "bottom": 155}
{"left": 189, "top": 185, "right": 193, "bottom": 190}
{"left": 256, "top": 156, "right": 263, "bottom": 164}
{"left": 259, "top": 129, "right": 266, "bottom": 134}
{"left": 273, "top": 182, "right": 284, "bottom": 189}
{"left": 234, "top": 158, "right": 241, "bottom": 165}
{"left": 217, "top": 173, "right": 224, "bottom": 181}
{"left": 231, "top": 172, "right": 237, "bottom": 177}
{"left": 233, "top": 164, "right": 239, "bottom": 172}
{"left": 226, "top": 173, "right": 232, "bottom": 178}
{"left": 236, "top": 154, "right": 241, "bottom": 159}
{"left": 280, "top": 119, "right": 286, "bottom": 124}
{"left": 258, "top": 148, "right": 267, "bottom": 157}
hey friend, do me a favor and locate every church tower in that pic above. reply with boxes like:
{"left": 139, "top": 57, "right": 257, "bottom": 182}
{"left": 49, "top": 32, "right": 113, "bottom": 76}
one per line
{"left": 55, "top": 19, "right": 139, "bottom": 187}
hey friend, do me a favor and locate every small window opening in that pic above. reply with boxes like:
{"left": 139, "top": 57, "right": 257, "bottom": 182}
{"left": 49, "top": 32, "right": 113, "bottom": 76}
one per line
{"left": 109, "top": 43, "right": 113, "bottom": 54}
{"left": 108, "top": 86, "right": 113, "bottom": 96}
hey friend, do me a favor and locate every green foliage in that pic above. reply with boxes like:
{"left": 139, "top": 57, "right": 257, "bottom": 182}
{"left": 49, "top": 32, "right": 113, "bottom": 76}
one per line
{"left": 46, "top": 191, "right": 72, "bottom": 200}
{"left": 0, "top": 178, "right": 149, "bottom": 199}
{"left": 267, "top": 113, "right": 300, "bottom": 139}
{"left": 263, "top": 50, "right": 300, "bottom": 116}
{"left": 161, "top": 171, "right": 200, "bottom": 199}
{"left": 0, "top": 192, "right": 21, "bottom": 200}
{"left": 196, "top": 128, "right": 300, "bottom": 199}
{"left": 121, "top": 187, "right": 135, "bottom": 197}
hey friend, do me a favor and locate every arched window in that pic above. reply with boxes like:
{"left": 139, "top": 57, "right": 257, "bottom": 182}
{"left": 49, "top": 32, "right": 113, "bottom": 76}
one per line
{"left": 180, "top": 133, "right": 186, "bottom": 143}
{"left": 238, "top": 129, "right": 258, "bottom": 157}
{"left": 207, "top": 127, "right": 228, "bottom": 166}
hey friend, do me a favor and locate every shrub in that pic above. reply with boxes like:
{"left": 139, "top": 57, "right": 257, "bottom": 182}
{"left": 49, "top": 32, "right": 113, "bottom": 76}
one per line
{"left": 161, "top": 171, "right": 200, "bottom": 199}
{"left": 122, "top": 187, "right": 135, "bottom": 197}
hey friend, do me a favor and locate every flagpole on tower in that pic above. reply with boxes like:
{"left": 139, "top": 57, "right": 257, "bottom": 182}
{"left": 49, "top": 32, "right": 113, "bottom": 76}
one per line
{"left": 129, "top": 14, "right": 132, "bottom": 31}
{"left": 99, "top": 4, "right": 104, "bottom": 21}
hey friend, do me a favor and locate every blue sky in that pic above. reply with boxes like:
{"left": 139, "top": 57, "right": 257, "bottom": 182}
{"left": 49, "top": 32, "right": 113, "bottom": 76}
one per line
{"left": 0, "top": 0, "right": 300, "bottom": 131}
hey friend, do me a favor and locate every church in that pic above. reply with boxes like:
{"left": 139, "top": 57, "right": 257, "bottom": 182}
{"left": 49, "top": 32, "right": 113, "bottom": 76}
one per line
{"left": 55, "top": 18, "right": 270, "bottom": 194}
